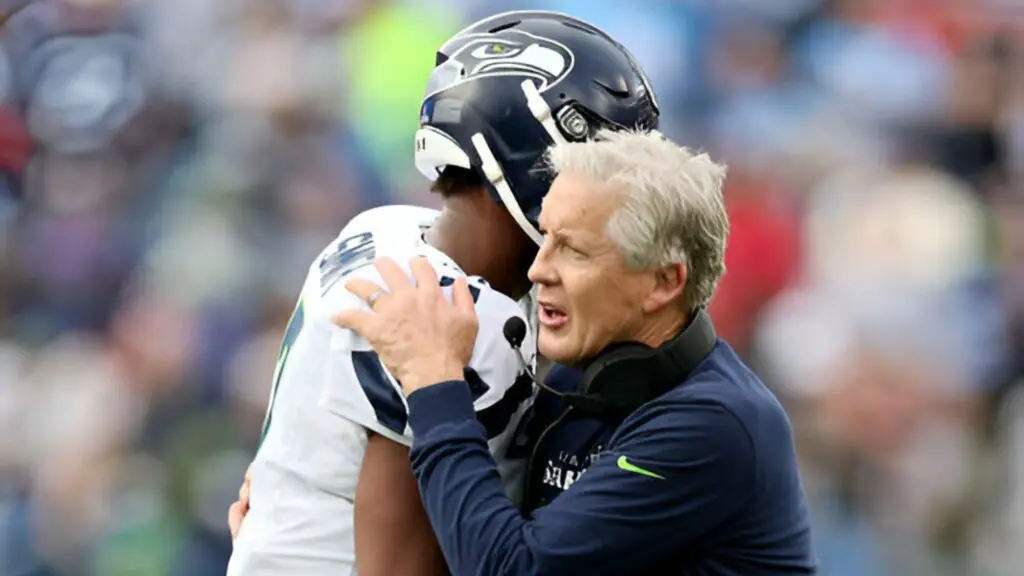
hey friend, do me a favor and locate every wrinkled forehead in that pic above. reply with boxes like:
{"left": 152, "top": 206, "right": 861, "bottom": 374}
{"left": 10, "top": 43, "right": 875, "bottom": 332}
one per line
{"left": 539, "top": 172, "right": 620, "bottom": 232}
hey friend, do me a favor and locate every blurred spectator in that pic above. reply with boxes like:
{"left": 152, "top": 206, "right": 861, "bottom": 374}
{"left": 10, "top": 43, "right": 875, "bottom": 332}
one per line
{"left": 0, "top": 38, "right": 31, "bottom": 210}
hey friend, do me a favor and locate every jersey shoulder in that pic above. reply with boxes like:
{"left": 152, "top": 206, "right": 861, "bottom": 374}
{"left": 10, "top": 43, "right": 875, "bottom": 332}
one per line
{"left": 344, "top": 205, "right": 440, "bottom": 237}
{"left": 302, "top": 204, "right": 524, "bottom": 328}
{"left": 309, "top": 206, "right": 535, "bottom": 443}
{"left": 301, "top": 205, "right": 441, "bottom": 315}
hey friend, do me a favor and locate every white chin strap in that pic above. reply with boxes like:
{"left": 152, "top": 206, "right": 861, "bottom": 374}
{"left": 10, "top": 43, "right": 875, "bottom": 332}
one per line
{"left": 470, "top": 80, "right": 568, "bottom": 248}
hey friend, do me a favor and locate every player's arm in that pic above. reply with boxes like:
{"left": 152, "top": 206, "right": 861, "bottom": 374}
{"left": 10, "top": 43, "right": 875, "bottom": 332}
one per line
{"left": 321, "top": 333, "right": 450, "bottom": 576}
{"left": 319, "top": 255, "right": 456, "bottom": 575}
{"left": 355, "top": 432, "right": 449, "bottom": 576}
{"left": 318, "top": 248, "right": 508, "bottom": 575}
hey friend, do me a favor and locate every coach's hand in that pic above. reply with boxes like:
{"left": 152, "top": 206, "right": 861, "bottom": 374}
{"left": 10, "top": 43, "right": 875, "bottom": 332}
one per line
{"left": 334, "top": 257, "right": 478, "bottom": 394}
{"left": 228, "top": 468, "right": 252, "bottom": 541}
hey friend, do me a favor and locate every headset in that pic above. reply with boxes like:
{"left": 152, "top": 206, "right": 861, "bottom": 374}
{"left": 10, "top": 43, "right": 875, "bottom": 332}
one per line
{"left": 503, "top": 309, "right": 717, "bottom": 422}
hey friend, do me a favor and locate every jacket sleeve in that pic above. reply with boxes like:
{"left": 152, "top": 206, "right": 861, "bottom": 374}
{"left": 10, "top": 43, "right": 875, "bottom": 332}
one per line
{"left": 407, "top": 380, "right": 756, "bottom": 576}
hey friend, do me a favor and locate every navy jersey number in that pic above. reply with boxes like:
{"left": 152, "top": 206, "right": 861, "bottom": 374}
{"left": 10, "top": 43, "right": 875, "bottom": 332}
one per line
{"left": 320, "top": 232, "right": 376, "bottom": 295}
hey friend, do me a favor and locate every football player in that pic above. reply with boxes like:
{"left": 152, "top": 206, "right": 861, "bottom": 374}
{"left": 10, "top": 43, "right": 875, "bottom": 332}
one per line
{"left": 226, "top": 10, "right": 660, "bottom": 576}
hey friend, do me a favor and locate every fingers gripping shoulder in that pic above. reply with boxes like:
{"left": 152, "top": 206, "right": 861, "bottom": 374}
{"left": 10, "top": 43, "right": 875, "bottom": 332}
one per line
{"left": 316, "top": 254, "right": 487, "bottom": 316}
{"left": 317, "top": 256, "right": 501, "bottom": 444}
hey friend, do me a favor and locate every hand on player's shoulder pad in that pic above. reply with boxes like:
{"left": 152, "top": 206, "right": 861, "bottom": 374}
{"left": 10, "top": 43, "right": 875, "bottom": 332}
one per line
{"left": 333, "top": 257, "right": 478, "bottom": 395}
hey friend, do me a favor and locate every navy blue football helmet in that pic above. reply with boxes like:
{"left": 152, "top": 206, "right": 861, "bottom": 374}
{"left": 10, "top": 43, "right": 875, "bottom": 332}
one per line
{"left": 414, "top": 11, "right": 660, "bottom": 245}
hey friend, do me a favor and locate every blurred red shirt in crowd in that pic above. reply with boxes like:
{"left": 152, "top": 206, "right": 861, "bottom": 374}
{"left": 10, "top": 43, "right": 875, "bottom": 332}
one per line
{"left": 709, "top": 172, "right": 802, "bottom": 355}
{"left": 887, "top": 0, "right": 1022, "bottom": 54}
{"left": 0, "top": 106, "right": 31, "bottom": 175}
{"left": 2, "top": 1, "right": 33, "bottom": 177}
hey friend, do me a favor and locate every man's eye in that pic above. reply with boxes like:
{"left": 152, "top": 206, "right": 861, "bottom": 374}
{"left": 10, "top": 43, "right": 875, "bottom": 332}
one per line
{"left": 561, "top": 243, "right": 585, "bottom": 257}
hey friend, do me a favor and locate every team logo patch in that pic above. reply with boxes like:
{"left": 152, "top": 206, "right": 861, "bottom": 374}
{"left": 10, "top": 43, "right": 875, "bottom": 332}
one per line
{"left": 425, "top": 30, "right": 575, "bottom": 98}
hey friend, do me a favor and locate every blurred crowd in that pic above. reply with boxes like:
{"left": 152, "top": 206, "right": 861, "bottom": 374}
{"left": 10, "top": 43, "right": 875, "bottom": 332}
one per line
{"left": 0, "top": 0, "right": 1021, "bottom": 574}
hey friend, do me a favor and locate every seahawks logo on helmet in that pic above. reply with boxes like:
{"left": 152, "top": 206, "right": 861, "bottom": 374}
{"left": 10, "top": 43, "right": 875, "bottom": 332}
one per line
{"left": 425, "top": 31, "right": 575, "bottom": 98}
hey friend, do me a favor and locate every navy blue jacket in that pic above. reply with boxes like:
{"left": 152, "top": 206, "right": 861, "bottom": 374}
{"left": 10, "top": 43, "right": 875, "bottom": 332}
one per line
{"left": 407, "top": 340, "right": 816, "bottom": 575}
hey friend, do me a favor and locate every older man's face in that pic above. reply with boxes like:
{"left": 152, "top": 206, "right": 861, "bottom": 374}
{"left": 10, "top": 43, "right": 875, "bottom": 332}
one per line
{"left": 529, "top": 172, "right": 657, "bottom": 363}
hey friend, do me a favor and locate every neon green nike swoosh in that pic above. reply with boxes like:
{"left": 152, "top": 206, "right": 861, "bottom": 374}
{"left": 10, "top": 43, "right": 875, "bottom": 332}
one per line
{"left": 617, "top": 455, "right": 665, "bottom": 480}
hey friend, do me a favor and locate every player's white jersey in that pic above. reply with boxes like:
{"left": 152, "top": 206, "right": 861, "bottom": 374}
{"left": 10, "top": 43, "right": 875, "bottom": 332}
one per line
{"left": 227, "top": 205, "right": 536, "bottom": 576}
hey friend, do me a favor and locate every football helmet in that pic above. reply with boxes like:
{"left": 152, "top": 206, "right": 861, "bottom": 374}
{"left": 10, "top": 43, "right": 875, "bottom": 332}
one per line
{"left": 414, "top": 11, "right": 660, "bottom": 245}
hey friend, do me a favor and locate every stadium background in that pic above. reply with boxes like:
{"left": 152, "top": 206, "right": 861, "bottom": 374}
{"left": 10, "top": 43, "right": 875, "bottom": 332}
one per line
{"left": 0, "top": 0, "right": 1022, "bottom": 574}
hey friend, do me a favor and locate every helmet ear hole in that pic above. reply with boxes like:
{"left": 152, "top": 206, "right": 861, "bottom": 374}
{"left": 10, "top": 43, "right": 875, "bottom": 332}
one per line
{"left": 555, "top": 105, "right": 590, "bottom": 141}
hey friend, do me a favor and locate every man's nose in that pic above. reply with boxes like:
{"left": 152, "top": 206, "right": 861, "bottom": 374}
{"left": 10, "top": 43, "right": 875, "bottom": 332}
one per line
{"left": 528, "top": 243, "right": 556, "bottom": 285}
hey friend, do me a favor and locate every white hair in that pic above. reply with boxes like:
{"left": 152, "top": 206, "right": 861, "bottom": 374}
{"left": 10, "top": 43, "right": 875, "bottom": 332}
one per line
{"left": 545, "top": 128, "right": 730, "bottom": 309}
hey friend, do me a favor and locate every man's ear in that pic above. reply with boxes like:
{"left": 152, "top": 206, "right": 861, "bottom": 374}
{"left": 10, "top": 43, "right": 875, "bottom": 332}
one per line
{"left": 642, "top": 263, "right": 686, "bottom": 314}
